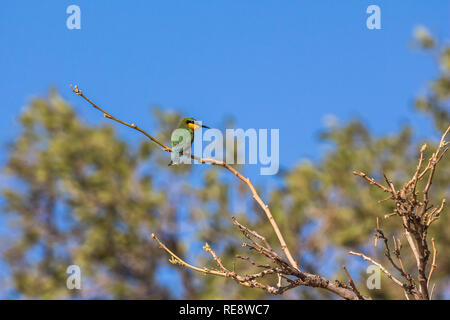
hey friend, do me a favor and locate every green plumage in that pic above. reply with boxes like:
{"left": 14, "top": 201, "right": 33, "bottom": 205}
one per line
{"left": 168, "top": 118, "right": 209, "bottom": 166}
{"left": 172, "top": 118, "right": 195, "bottom": 149}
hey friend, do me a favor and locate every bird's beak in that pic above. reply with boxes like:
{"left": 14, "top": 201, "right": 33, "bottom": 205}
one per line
{"left": 190, "top": 122, "right": 210, "bottom": 130}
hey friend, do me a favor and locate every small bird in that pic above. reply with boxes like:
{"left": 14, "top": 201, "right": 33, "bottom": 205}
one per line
{"left": 168, "top": 117, "right": 210, "bottom": 166}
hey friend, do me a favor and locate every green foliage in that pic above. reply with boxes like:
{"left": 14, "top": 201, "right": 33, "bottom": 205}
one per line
{"left": 1, "top": 28, "right": 448, "bottom": 299}
{"left": 2, "top": 92, "right": 171, "bottom": 298}
{"left": 413, "top": 26, "right": 450, "bottom": 132}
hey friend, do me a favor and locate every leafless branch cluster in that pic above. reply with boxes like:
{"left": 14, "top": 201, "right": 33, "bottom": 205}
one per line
{"left": 351, "top": 126, "right": 449, "bottom": 300}
{"left": 71, "top": 85, "right": 448, "bottom": 300}
{"left": 153, "top": 217, "right": 363, "bottom": 299}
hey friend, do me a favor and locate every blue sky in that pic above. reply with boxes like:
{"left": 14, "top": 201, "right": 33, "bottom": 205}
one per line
{"left": 1, "top": 1, "right": 448, "bottom": 167}
{"left": 0, "top": 1, "right": 448, "bottom": 298}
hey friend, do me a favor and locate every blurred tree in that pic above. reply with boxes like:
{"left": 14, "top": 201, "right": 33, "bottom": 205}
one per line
{"left": 1, "top": 27, "right": 448, "bottom": 299}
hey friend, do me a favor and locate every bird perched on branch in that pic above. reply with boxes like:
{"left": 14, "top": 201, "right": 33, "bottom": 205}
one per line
{"left": 168, "top": 117, "right": 210, "bottom": 166}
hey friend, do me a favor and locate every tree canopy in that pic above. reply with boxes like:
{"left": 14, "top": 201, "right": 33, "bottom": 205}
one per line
{"left": 1, "top": 28, "right": 448, "bottom": 299}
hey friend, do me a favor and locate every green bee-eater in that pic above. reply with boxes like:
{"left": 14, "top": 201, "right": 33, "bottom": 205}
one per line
{"left": 168, "top": 117, "right": 210, "bottom": 166}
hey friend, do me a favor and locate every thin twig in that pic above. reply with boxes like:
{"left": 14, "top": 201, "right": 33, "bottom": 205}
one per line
{"left": 348, "top": 251, "right": 404, "bottom": 288}
{"left": 342, "top": 265, "right": 364, "bottom": 300}
{"left": 352, "top": 171, "right": 392, "bottom": 193}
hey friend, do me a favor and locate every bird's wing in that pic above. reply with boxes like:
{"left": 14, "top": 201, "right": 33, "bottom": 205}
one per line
{"left": 171, "top": 131, "right": 192, "bottom": 155}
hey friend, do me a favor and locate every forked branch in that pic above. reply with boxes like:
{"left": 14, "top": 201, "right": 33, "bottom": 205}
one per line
{"left": 70, "top": 85, "right": 299, "bottom": 271}
{"left": 351, "top": 126, "right": 449, "bottom": 300}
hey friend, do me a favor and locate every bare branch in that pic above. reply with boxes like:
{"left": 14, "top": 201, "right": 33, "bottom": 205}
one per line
{"left": 352, "top": 126, "right": 449, "bottom": 300}
{"left": 73, "top": 85, "right": 447, "bottom": 300}
{"left": 342, "top": 265, "right": 364, "bottom": 300}
{"left": 352, "top": 171, "right": 392, "bottom": 193}
{"left": 71, "top": 84, "right": 300, "bottom": 271}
